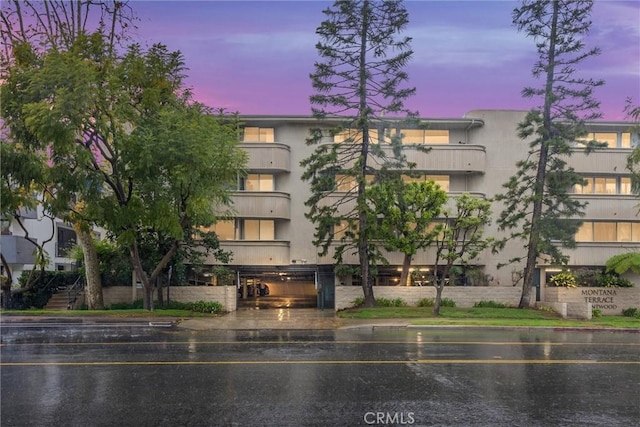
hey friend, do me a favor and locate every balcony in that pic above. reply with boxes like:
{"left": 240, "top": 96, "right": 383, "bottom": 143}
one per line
{"left": 230, "top": 192, "right": 291, "bottom": 219}
{"left": 574, "top": 195, "right": 639, "bottom": 220}
{"left": 568, "top": 149, "right": 630, "bottom": 174}
{"left": 562, "top": 243, "right": 640, "bottom": 266}
{"left": 211, "top": 241, "right": 290, "bottom": 265}
{"left": 240, "top": 143, "right": 291, "bottom": 173}
{"left": 0, "top": 235, "right": 37, "bottom": 264}
{"left": 401, "top": 144, "right": 486, "bottom": 173}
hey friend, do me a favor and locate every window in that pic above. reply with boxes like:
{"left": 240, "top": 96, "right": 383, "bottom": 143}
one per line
{"left": 210, "top": 220, "right": 237, "bottom": 240}
{"left": 399, "top": 129, "right": 449, "bottom": 144}
{"left": 243, "top": 220, "right": 274, "bottom": 240}
{"left": 620, "top": 177, "right": 632, "bottom": 195}
{"left": 243, "top": 127, "right": 274, "bottom": 142}
{"left": 576, "top": 221, "right": 640, "bottom": 242}
{"left": 334, "top": 129, "right": 380, "bottom": 143}
{"left": 335, "top": 174, "right": 375, "bottom": 192}
{"left": 56, "top": 225, "right": 77, "bottom": 257}
{"left": 335, "top": 174, "right": 357, "bottom": 192}
{"left": 573, "top": 176, "right": 632, "bottom": 195}
{"left": 578, "top": 132, "right": 633, "bottom": 148}
{"left": 334, "top": 220, "right": 358, "bottom": 239}
{"left": 241, "top": 174, "right": 274, "bottom": 191}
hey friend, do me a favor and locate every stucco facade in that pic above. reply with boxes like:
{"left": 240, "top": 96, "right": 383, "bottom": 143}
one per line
{"left": 193, "top": 110, "right": 639, "bottom": 309}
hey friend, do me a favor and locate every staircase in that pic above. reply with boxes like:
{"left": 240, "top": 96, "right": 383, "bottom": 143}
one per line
{"left": 45, "top": 291, "right": 75, "bottom": 310}
{"left": 44, "top": 277, "right": 85, "bottom": 310}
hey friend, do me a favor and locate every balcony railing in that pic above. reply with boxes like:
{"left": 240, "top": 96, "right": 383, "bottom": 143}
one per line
{"left": 231, "top": 192, "right": 291, "bottom": 219}
{"left": 241, "top": 143, "right": 291, "bottom": 172}
{"left": 212, "top": 241, "right": 290, "bottom": 265}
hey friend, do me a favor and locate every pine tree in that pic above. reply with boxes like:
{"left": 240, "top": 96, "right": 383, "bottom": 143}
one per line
{"left": 496, "top": 0, "right": 604, "bottom": 308}
{"left": 301, "top": 0, "right": 417, "bottom": 307}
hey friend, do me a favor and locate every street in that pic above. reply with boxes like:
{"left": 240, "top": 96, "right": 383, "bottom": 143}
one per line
{"left": 1, "top": 320, "right": 639, "bottom": 426}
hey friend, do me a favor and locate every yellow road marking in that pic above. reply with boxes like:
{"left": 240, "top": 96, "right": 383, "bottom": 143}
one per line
{"left": 1, "top": 359, "right": 639, "bottom": 367}
{"left": 1, "top": 340, "right": 639, "bottom": 347}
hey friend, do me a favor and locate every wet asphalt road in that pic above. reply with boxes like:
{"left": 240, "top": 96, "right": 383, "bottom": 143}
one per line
{"left": 1, "top": 321, "right": 639, "bottom": 427}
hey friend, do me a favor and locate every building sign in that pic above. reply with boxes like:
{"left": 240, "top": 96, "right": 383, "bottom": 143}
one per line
{"left": 582, "top": 288, "right": 617, "bottom": 310}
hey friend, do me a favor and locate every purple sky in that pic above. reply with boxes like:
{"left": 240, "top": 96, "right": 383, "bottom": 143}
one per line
{"left": 131, "top": 1, "right": 639, "bottom": 120}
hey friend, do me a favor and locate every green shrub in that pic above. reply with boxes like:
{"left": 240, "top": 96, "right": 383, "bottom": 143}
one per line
{"left": 417, "top": 298, "right": 435, "bottom": 307}
{"left": 591, "top": 309, "right": 602, "bottom": 318}
{"left": 9, "top": 271, "right": 80, "bottom": 310}
{"left": 440, "top": 298, "right": 456, "bottom": 307}
{"left": 549, "top": 271, "right": 577, "bottom": 288}
{"left": 622, "top": 307, "right": 640, "bottom": 319}
{"left": 107, "top": 299, "right": 144, "bottom": 310}
{"left": 595, "top": 273, "right": 633, "bottom": 288}
{"left": 474, "top": 300, "right": 508, "bottom": 308}
{"left": 190, "top": 300, "right": 223, "bottom": 313}
{"left": 417, "top": 297, "right": 455, "bottom": 307}
{"left": 351, "top": 296, "right": 364, "bottom": 307}
{"left": 375, "top": 297, "right": 407, "bottom": 307}
{"left": 350, "top": 296, "right": 406, "bottom": 307}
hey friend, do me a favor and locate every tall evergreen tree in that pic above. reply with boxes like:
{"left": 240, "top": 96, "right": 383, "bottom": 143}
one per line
{"left": 496, "top": 0, "right": 603, "bottom": 308}
{"left": 301, "top": 0, "right": 417, "bottom": 307}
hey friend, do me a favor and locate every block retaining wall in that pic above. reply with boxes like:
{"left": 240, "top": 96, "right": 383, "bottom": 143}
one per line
{"left": 543, "top": 287, "right": 639, "bottom": 316}
{"left": 102, "top": 286, "right": 237, "bottom": 312}
{"left": 334, "top": 286, "right": 522, "bottom": 311}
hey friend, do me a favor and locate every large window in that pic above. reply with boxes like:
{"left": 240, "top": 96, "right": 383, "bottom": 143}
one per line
{"left": 576, "top": 221, "right": 640, "bottom": 242}
{"left": 243, "top": 127, "right": 274, "bottom": 143}
{"left": 573, "top": 176, "right": 632, "bottom": 195}
{"left": 334, "top": 220, "right": 358, "bottom": 239}
{"left": 333, "top": 129, "right": 381, "bottom": 143}
{"left": 399, "top": 129, "right": 449, "bottom": 144}
{"left": 210, "top": 220, "right": 237, "bottom": 240}
{"left": 334, "top": 174, "right": 375, "bottom": 192}
{"left": 241, "top": 174, "right": 274, "bottom": 191}
{"left": 56, "top": 225, "right": 77, "bottom": 257}
{"left": 577, "top": 132, "right": 633, "bottom": 148}
{"left": 243, "top": 220, "right": 274, "bottom": 240}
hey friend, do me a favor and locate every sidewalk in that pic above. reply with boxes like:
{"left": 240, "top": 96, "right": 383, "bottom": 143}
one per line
{"left": 177, "top": 308, "right": 411, "bottom": 331}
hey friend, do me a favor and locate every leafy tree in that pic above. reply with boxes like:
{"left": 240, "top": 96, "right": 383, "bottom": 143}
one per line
{"left": 3, "top": 30, "right": 246, "bottom": 310}
{"left": 496, "top": 0, "right": 603, "bottom": 308}
{"left": 1, "top": 0, "right": 135, "bottom": 309}
{"left": 0, "top": 142, "right": 55, "bottom": 308}
{"left": 431, "top": 194, "right": 493, "bottom": 316}
{"left": 301, "top": 0, "right": 418, "bottom": 307}
{"left": 605, "top": 252, "right": 640, "bottom": 276}
{"left": 367, "top": 178, "right": 447, "bottom": 287}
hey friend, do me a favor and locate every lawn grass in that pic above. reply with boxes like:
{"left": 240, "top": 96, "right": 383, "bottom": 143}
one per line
{"left": 337, "top": 306, "right": 640, "bottom": 329}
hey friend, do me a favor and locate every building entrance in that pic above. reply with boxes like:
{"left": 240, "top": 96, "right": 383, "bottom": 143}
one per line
{"left": 237, "top": 268, "right": 318, "bottom": 309}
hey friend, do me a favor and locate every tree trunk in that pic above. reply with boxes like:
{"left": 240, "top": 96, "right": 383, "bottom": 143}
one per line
{"left": 400, "top": 253, "right": 412, "bottom": 286}
{"left": 520, "top": 1, "right": 559, "bottom": 309}
{"left": 157, "top": 278, "right": 164, "bottom": 308}
{"left": 129, "top": 243, "right": 154, "bottom": 311}
{"left": 75, "top": 226, "right": 104, "bottom": 309}
{"left": 1, "top": 253, "right": 13, "bottom": 309}
{"left": 433, "top": 283, "right": 444, "bottom": 316}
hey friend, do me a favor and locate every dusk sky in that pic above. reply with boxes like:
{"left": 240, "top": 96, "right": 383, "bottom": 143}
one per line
{"left": 130, "top": 1, "right": 639, "bottom": 120}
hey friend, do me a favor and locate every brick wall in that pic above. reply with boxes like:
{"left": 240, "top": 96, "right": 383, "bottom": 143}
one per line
{"left": 103, "top": 286, "right": 237, "bottom": 312}
{"left": 335, "top": 286, "right": 522, "bottom": 311}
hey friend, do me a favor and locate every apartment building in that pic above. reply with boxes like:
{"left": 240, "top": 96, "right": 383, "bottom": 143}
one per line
{"left": 2, "top": 110, "right": 635, "bottom": 308}
{"left": 1, "top": 205, "right": 79, "bottom": 279}
{"left": 196, "top": 109, "right": 638, "bottom": 308}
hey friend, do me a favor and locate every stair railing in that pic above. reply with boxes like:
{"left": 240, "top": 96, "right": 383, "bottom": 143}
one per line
{"left": 67, "top": 276, "right": 84, "bottom": 310}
